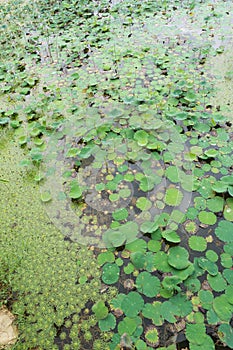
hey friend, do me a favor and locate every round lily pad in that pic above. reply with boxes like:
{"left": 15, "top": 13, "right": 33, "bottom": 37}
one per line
{"left": 164, "top": 187, "right": 183, "bottom": 206}
{"left": 98, "top": 313, "right": 116, "bottom": 331}
{"left": 206, "top": 196, "right": 224, "bottom": 212}
{"left": 207, "top": 272, "right": 227, "bottom": 292}
{"left": 198, "top": 211, "right": 217, "bottom": 225}
{"left": 136, "top": 271, "right": 160, "bottom": 297}
{"left": 188, "top": 236, "right": 207, "bottom": 252}
{"left": 136, "top": 197, "right": 152, "bottom": 211}
{"left": 213, "top": 295, "right": 232, "bottom": 322}
{"left": 121, "top": 292, "right": 144, "bottom": 317}
{"left": 215, "top": 220, "right": 233, "bottom": 242}
{"left": 162, "top": 230, "right": 180, "bottom": 243}
{"left": 112, "top": 208, "right": 128, "bottom": 221}
{"left": 102, "top": 263, "right": 120, "bottom": 285}
{"left": 218, "top": 324, "right": 233, "bottom": 348}
{"left": 168, "top": 246, "right": 190, "bottom": 270}
{"left": 223, "top": 198, "right": 233, "bottom": 221}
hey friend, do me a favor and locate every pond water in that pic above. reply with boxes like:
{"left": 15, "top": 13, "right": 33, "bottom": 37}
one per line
{"left": 0, "top": 0, "right": 233, "bottom": 349}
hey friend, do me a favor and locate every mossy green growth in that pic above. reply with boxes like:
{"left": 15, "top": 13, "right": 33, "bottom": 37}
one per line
{"left": 0, "top": 136, "right": 105, "bottom": 349}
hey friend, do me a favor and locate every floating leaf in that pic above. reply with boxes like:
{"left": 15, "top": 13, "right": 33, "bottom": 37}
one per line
{"left": 97, "top": 251, "right": 115, "bottom": 265}
{"left": 206, "top": 197, "right": 224, "bottom": 212}
{"left": 112, "top": 208, "right": 128, "bottom": 221}
{"left": 165, "top": 166, "right": 179, "bottom": 183}
{"left": 102, "top": 263, "right": 120, "bottom": 285}
{"left": 136, "top": 197, "right": 152, "bottom": 211}
{"left": 198, "top": 290, "right": 214, "bottom": 310}
{"left": 121, "top": 292, "right": 144, "bottom": 317}
{"left": 130, "top": 251, "right": 146, "bottom": 269}
{"left": 198, "top": 211, "right": 217, "bottom": 225}
{"left": 69, "top": 181, "right": 82, "bottom": 199}
{"left": 188, "top": 236, "right": 207, "bottom": 252}
{"left": 218, "top": 324, "right": 233, "bottom": 348}
{"left": 207, "top": 272, "right": 227, "bottom": 292}
{"left": 213, "top": 295, "right": 233, "bottom": 322}
{"left": 98, "top": 313, "right": 116, "bottom": 331}
{"left": 215, "top": 220, "right": 233, "bottom": 242}
{"left": 223, "top": 198, "right": 233, "bottom": 221}
{"left": 134, "top": 130, "right": 149, "bottom": 146}
{"left": 162, "top": 229, "right": 180, "bottom": 243}
{"left": 118, "top": 317, "right": 137, "bottom": 335}
{"left": 144, "top": 326, "right": 159, "bottom": 347}
{"left": 136, "top": 271, "right": 160, "bottom": 297}
{"left": 92, "top": 301, "right": 108, "bottom": 320}
{"left": 168, "top": 246, "right": 190, "bottom": 270}
{"left": 164, "top": 187, "right": 183, "bottom": 206}
{"left": 161, "top": 301, "right": 179, "bottom": 323}
{"left": 142, "top": 302, "right": 163, "bottom": 326}
{"left": 186, "top": 323, "right": 207, "bottom": 345}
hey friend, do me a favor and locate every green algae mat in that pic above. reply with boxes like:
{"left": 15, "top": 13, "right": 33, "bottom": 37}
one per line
{"left": 0, "top": 0, "right": 233, "bottom": 349}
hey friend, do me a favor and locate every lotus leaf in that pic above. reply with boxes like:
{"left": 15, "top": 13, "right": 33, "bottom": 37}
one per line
{"left": 218, "top": 324, "right": 233, "bottom": 348}
{"left": 136, "top": 197, "right": 152, "bottom": 211}
{"left": 136, "top": 271, "right": 160, "bottom": 297}
{"left": 223, "top": 198, "right": 233, "bottom": 221}
{"left": 92, "top": 301, "right": 108, "bottom": 320}
{"left": 207, "top": 272, "right": 227, "bottom": 292}
{"left": 142, "top": 302, "right": 163, "bottom": 326}
{"left": 98, "top": 313, "right": 116, "bottom": 332}
{"left": 168, "top": 246, "right": 190, "bottom": 270}
{"left": 102, "top": 263, "right": 120, "bottom": 285}
{"left": 164, "top": 187, "right": 183, "bottom": 206}
{"left": 162, "top": 229, "right": 180, "bottom": 243}
{"left": 215, "top": 220, "right": 233, "bottom": 242}
{"left": 188, "top": 236, "right": 207, "bottom": 252}
{"left": 198, "top": 211, "right": 217, "bottom": 225}
{"left": 118, "top": 316, "right": 137, "bottom": 335}
{"left": 121, "top": 292, "right": 144, "bottom": 317}
{"left": 213, "top": 295, "right": 233, "bottom": 322}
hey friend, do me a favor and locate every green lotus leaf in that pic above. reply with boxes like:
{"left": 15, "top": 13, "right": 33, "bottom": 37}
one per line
{"left": 144, "top": 326, "right": 159, "bottom": 347}
{"left": 130, "top": 251, "right": 146, "bottom": 269}
{"left": 218, "top": 324, "right": 233, "bottom": 348}
{"left": 197, "top": 258, "right": 218, "bottom": 276}
{"left": 205, "top": 250, "right": 218, "bottom": 262}
{"left": 121, "top": 292, "right": 144, "bottom": 317}
{"left": 162, "top": 275, "right": 182, "bottom": 291}
{"left": 184, "top": 277, "right": 201, "bottom": 293}
{"left": 142, "top": 302, "right": 163, "bottom": 326}
{"left": 109, "top": 193, "right": 119, "bottom": 202}
{"left": 103, "top": 229, "right": 126, "bottom": 247}
{"left": 198, "top": 290, "right": 214, "bottom": 310}
{"left": 125, "top": 238, "right": 146, "bottom": 253}
{"left": 223, "top": 268, "right": 233, "bottom": 284}
{"left": 139, "top": 176, "right": 156, "bottom": 192}
{"left": 215, "top": 220, "right": 233, "bottom": 242}
{"left": 161, "top": 301, "right": 179, "bottom": 323}
{"left": 213, "top": 295, "right": 233, "bottom": 322}
{"left": 112, "top": 208, "right": 128, "bottom": 221}
{"left": 102, "top": 263, "right": 120, "bottom": 285}
{"left": 136, "top": 197, "right": 152, "bottom": 210}
{"left": 204, "top": 149, "right": 218, "bottom": 158}
{"left": 136, "top": 271, "right": 160, "bottom": 297}
{"left": 147, "top": 240, "right": 161, "bottom": 253}
{"left": 165, "top": 166, "right": 179, "bottom": 183}
{"left": 118, "top": 316, "right": 137, "bottom": 336}
{"left": 188, "top": 236, "right": 207, "bottom": 252}
{"left": 162, "top": 229, "right": 180, "bottom": 243}
{"left": 168, "top": 246, "right": 190, "bottom": 270}
{"left": 170, "top": 263, "right": 194, "bottom": 281}
{"left": 164, "top": 187, "right": 183, "bottom": 206}
{"left": 140, "top": 221, "right": 159, "bottom": 234}
{"left": 98, "top": 313, "right": 116, "bottom": 331}
{"left": 97, "top": 251, "right": 115, "bottom": 265}
{"left": 197, "top": 178, "right": 214, "bottom": 199}
{"left": 206, "top": 196, "right": 224, "bottom": 212}
{"left": 212, "top": 181, "right": 228, "bottom": 193}
{"left": 92, "top": 301, "right": 108, "bottom": 320}
{"left": 69, "top": 181, "right": 82, "bottom": 199}
{"left": 225, "top": 285, "right": 233, "bottom": 304}
{"left": 198, "top": 211, "right": 217, "bottom": 225}
{"left": 119, "top": 188, "right": 131, "bottom": 198}
{"left": 207, "top": 272, "right": 227, "bottom": 292}
{"left": 135, "top": 339, "right": 147, "bottom": 350}
{"left": 134, "top": 130, "right": 149, "bottom": 146}
{"left": 186, "top": 323, "right": 207, "bottom": 345}
{"left": 154, "top": 251, "right": 172, "bottom": 272}
{"left": 220, "top": 253, "right": 232, "bottom": 268}
{"left": 223, "top": 198, "right": 233, "bottom": 221}
{"left": 170, "top": 294, "right": 193, "bottom": 317}
{"left": 221, "top": 175, "right": 233, "bottom": 185}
